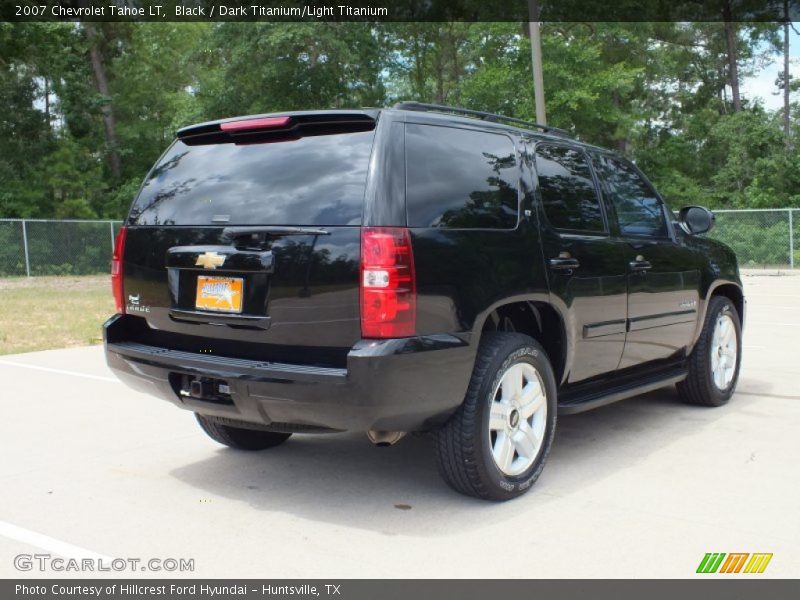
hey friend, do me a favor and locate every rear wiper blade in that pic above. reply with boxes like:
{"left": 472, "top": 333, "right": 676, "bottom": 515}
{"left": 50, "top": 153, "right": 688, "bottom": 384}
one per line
{"left": 222, "top": 226, "right": 330, "bottom": 240}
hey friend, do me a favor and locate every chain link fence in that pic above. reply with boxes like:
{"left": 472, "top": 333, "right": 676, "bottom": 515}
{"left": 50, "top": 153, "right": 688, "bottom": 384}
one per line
{"left": 0, "top": 219, "right": 122, "bottom": 277}
{"left": 710, "top": 209, "right": 797, "bottom": 269}
{"left": 0, "top": 211, "right": 798, "bottom": 277}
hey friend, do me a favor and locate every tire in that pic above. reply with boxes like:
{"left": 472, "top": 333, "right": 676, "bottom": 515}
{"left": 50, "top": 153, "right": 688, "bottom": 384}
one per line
{"left": 195, "top": 414, "right": 291, "bottom": 450}
{"left": 435, "top": 332, "right": 558, "bottom": 501}
{"left": 677, "top": 296, "right": 742, "bottom": 407}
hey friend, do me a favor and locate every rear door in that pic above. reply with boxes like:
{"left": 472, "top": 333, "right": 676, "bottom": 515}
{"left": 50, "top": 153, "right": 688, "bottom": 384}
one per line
{"left": 532, "top": 143, "right": 628, "bottom": 383}
{"left": 121, "top": 114, "right": 376, "bottom": 366}
{"left": 590, "top": 153, "right": 700, "bottom": 368}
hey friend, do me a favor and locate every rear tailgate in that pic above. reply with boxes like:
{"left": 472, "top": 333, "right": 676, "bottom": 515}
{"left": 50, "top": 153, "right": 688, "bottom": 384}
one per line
{"left": 119, "top": 113, "right": 376, "bottom": 367}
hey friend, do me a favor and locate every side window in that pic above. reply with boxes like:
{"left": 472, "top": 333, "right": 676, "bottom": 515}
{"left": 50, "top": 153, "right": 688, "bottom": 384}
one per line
{"left": 592, "top": 155, "right": 668, "bottom": 238}
{"left": 534, "top": 145, "right": 605, "bottom": 233}
{"left": 405, "top": 124, "right": 519, "bottom": 229}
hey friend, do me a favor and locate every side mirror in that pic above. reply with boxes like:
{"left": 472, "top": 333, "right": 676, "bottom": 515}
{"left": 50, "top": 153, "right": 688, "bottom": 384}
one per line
{"left": 678, "top": 206, "right": 715, "bottom": 235}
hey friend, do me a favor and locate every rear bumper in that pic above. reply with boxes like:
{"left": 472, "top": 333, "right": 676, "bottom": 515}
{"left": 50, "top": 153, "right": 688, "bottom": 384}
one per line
{"left": 103, "top": 315, "right": 474, "bottom": 432}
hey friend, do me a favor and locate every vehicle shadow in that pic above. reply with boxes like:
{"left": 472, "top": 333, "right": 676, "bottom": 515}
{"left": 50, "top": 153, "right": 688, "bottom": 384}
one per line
{"left": 169, "top": 386, "right": 747, "bottom": 536}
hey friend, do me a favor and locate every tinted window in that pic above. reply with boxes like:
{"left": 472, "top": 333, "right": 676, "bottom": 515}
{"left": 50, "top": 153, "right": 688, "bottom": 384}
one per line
{"left": 592, "top": 155, "right": 668, "bottom": 238}
{"left": 128, "top": 129, "right": 375, "bottom": 226}
{"left": 535, "top": 145, "right": 604, "bottom": 232}
{"left": 405, "top": 124, "right": 519, "bottom": 228}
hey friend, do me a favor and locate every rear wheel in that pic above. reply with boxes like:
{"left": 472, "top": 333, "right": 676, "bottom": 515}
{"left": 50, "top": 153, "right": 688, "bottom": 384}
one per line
{"left": 435, "top": 332, "right": 557, "bottom": 501}
{"left": 677, "top": 296, "right": 742, "bottom": 407}
{"left": 195, "top": 414, "right": 291, "bottom": 450}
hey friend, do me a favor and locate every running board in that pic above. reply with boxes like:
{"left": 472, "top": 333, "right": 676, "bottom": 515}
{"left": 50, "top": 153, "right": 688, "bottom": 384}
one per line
{"left": 557, "top": 369, "right": 687, "bottom": 415}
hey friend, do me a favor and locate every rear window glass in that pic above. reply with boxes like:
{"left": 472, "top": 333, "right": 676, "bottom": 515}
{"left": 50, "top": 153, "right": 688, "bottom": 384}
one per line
{"left": 405, "top": 124, "right": 519, "bottom": 229}
{"left": 128, "top": 129, "right": 375, "bottom": 226}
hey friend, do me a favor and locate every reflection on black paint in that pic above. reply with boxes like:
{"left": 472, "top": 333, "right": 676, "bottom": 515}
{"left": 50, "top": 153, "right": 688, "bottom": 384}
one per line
{"left": 269, "top": 238, "right": 358, "bottom": 300}
{"left": 535, "top": 145, "right": 604, "bottom": 233}
{"left": 405, "top": 124, "right": 519, "bottom": 229}
{"left": 128, "top": 130, "right": 375, "bottom": 226}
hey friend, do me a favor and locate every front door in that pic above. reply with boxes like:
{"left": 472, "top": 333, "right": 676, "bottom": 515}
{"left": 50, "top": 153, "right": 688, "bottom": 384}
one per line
{"left": 590, "top": 153, "right": 700, "bottom": 368}
{"left": 532, "top": 143, "right": 628, "bottom": 383}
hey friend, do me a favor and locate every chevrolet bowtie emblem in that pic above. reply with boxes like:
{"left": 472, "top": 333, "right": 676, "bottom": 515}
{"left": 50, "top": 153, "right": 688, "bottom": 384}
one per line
{"left": 195, "top": 251, "right": 226, "bottom": 269}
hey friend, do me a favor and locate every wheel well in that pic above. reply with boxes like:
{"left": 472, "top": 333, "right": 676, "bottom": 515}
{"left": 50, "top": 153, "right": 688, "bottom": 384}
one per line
{"left": 711, "top": 283, "right": 745, "bottom": 324}
{"left": 481, "top": 301, "right": 566, "bottom": 382}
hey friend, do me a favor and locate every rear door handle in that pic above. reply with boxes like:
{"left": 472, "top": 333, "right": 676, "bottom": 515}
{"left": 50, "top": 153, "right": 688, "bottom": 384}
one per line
{"left": 548, "top": 257, "right": 581, "bottom": 271}
{"left": 629, "top": 255, "right": 652, "bottom": 272}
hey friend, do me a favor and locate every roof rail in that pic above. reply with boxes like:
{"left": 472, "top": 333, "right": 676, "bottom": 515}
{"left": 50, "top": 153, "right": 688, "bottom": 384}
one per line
{"left": 393, "top": 101, "right": 574, "bottom": 139}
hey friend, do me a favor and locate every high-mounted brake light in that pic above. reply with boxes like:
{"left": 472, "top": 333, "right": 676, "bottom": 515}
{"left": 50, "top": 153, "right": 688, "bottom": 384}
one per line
{"left": 220, "top": 116, "right": 292, "bottom": 133}
{"left": 360, "top": 227, "right": 416, "bottom": 338}
{"left": 111, "top": 226, "right": 128, "bottom": 314}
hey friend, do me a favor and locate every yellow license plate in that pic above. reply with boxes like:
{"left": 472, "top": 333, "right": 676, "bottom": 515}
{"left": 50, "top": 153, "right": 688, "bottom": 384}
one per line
{"left": 195, "top": 276, "right": 244, "bottom": 313}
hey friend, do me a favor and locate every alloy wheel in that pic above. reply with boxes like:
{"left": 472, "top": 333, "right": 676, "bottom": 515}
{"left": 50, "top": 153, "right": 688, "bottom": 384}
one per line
{"left": 488, "top": 362, "right": 548, "bottom": 476}
{"left": 710, "top": 312, "right": 738, "bottom": 390}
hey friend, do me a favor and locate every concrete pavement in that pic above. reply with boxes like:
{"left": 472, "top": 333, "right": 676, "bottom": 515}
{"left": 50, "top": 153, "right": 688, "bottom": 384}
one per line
{"left": 0, "top": 272, "right": 798, "bottom": 578}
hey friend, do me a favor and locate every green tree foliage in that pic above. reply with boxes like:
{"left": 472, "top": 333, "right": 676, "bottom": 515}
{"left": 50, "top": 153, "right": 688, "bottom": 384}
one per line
{"left": 0, "top": 23, "right": 56, "bottom": 217}
{"left": 0, "top": 21, "right": 796, "bottom": 220}
{"left": 197, "top": 23, "right": 388, "bottom": 117}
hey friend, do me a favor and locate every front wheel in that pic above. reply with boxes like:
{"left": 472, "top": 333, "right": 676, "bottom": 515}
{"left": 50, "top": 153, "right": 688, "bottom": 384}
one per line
{"left": 677, "top": 296, "right": 742, "bottom": 407}
{"left": 435, "top": 332, "right": 558, "bottom": 501}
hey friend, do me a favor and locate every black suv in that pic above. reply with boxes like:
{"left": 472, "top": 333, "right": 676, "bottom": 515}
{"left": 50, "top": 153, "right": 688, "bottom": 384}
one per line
{"left": 104, "top": 102, "right": 745, "bottom": 501}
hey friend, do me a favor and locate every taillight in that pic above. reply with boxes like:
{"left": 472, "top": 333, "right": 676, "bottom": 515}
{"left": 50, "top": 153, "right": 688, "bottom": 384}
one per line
{"left": 111, "top": 226, "right": 127, "bottom": 314}
{"left": 360, "top": 227, "right": 416, "bottom": 338}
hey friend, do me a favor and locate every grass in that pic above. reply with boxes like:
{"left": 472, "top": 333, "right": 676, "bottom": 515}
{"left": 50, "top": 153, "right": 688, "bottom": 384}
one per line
{"left": 0, "top": 275, "right": 114, "bottom": 355}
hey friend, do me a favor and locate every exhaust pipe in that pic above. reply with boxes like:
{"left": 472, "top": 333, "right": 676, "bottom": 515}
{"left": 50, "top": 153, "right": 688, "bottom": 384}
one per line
{"left": 367, "top": 430, "right": 406, "bottom": 447}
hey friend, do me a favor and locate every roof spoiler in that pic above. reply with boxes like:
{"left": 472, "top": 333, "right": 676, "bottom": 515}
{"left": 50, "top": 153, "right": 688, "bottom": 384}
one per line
{"left": 177, "top": 112, "right": 376, "bottom": 145}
